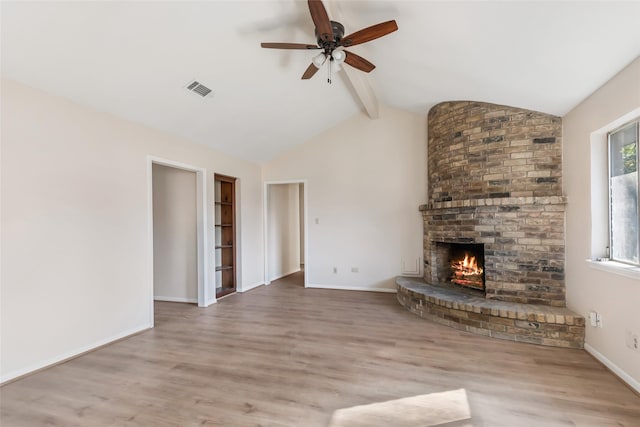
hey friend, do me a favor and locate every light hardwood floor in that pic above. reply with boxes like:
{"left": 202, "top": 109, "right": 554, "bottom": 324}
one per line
{"left": 1, "top": 271, "right": 639, "bottom": 426}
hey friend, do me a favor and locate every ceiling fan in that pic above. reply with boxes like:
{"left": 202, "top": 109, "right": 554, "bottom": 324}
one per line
{"left": 261, "top": 0, "right": 398, "bottom": 83}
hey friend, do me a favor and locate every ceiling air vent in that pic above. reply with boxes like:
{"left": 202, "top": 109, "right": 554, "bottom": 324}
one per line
{"left": 185, "top": 80, "right": 213, "bottom": 98}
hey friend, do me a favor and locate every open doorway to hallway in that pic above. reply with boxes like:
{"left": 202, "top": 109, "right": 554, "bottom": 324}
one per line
{"left": 152, "top": 163, "right": 198, "bottom": 304}
{"left": 264, "top": 181, "right": 307, "bottom": 287}
{"left": 147, "top": 156, "right": 209, "bottom": 328}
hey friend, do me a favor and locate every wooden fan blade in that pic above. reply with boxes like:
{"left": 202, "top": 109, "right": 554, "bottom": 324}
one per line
{"left": 340, "top": 20, "right": 398, "bottom": 47}
{"left": 261, "top": 42, "right": 319, "bottom": 50}
{"left": 308, "top": 0, "right": 334, "bottom": 42}
{"left": 344, "top": 50, "right": 375, "bottom": 73}
{"left": 301, "top": 63, "right": 320, "bottom": 80}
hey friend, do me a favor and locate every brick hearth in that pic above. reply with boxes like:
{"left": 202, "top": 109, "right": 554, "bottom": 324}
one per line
{"left": 396, "top": 277, "right": 584, "bottom": 348}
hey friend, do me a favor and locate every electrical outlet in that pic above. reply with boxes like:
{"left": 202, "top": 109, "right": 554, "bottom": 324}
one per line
{"left": 332, "top": 267, "right": 337, "bottom": 274}
{"left": 351, "top": 267, "right": 359, "bottom": 273}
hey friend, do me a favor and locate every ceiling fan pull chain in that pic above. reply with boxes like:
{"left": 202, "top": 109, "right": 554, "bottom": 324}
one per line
{"left": 328, "top": 58, "right": 332, "bottom": 84}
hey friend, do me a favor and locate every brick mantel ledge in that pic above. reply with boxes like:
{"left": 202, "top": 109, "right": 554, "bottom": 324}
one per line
{"left": 419, "top": 196, "right": 567, "bottom": 211}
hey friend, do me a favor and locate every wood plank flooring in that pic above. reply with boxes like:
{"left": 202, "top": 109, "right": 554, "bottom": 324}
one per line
{"left": 2, "top": 271, "right": 639, "bottom": 426}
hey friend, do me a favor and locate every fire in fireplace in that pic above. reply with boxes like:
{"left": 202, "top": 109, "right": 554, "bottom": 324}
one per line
{"left": 432, "top": 242, "right": 485, "bottom": 292}
{"left": 451, "top": 252, "right": 484, "bottom": 290}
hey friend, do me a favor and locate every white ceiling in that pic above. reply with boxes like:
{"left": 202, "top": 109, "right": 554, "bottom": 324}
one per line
{"left": 2, "top": 1, "right": 639, "bottom": 163}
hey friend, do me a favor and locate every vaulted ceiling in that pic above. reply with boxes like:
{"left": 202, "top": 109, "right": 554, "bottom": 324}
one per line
{"left": 2, "top": 1, "right": 639, "bottom": 163}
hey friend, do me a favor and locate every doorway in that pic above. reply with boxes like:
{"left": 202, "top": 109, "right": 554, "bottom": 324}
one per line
{"left": 264, "top": 181, "right": 308, "bottom": 287}
{"left": 152, "top": 164, "right": 197, "bottom": 304}
{"left": 147, "top": 156, "right": 209, "bottom": 328}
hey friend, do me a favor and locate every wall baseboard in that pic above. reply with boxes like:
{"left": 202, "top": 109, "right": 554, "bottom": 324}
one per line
{"left": 307, "top": 283, "right": 397, "bottom": 293}
{"left": 269, "top": 269, "right": 301, "bottom": 282}
{"left": 240, "top": 281, "right": 264, "bottom": 293}
{"left": 584, "top": 343, "right": 640, "bottom": 395}
{"left": 154, "top": 296, "right": 198, "bottom": 303}
{"left": 0, "top": 323, "right": 151, "bottom": 385}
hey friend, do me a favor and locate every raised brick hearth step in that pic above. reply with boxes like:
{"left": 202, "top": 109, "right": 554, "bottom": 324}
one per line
{"left": 396, "top": 276, "right": 585, "bottom": 348}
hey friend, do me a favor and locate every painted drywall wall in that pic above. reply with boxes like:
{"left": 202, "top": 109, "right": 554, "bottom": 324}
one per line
{"left": 267, "top": 184, "right": 301, "bottom": 281}
{"left": 299, "top": 183, "right": 305, "bottom": 265}
{"left": 152, "top": 164, "right": 197, "bottom": 303}
{"left": 0, "top": 78, "right": 264, "bottom": 382}
{"left": 563, "top": 57, "right": 640, "bottom": 387}
{"left": 263, "top": 105, "right": 427, "bottom": 291}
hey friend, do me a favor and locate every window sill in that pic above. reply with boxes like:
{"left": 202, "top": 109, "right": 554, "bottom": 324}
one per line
{"left": 586, "top": 259, "right": 640, "bottom": 280}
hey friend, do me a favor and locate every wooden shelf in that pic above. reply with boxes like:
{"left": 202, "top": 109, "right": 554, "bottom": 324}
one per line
{"left": 215, "top": 173, "right": 237, "bottom": 298}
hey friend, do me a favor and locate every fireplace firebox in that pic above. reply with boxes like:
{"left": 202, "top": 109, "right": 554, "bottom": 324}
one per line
{"left": 433, "top": 242, "right": 485, "bottom": 292}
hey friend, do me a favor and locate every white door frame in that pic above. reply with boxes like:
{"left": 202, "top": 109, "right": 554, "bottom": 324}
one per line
{"left": 263, "top": 180, "right": 309, "bottom": 288}
{"left": 147, "top": 156, "right": 210, "bottom": 328}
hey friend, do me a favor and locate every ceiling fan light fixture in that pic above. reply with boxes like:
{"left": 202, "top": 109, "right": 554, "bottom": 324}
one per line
{"left": 312, "top": 52, "right": 327, "bottom": 68}
{"left": 331, "top": 49, "right": 346, "bottom": 64}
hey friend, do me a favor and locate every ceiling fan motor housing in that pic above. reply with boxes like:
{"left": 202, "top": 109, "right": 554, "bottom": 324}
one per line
{"left": 316, "top": 21, "right": 345, "bottom": 47}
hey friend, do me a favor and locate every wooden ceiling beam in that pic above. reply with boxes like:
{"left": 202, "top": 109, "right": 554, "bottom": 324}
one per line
{"left": 326, "top": 0, "right": 379, "bottom": 119}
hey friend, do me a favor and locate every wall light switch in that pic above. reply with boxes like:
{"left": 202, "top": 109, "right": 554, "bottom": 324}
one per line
{"left": 597, "top": 312, "right": 603, "bottom": 327}
{"left": 589, "top": 311, "right": 598, "bottom": 327}
{"left": 589, "top": 311, "right": 602, "bottom": 327}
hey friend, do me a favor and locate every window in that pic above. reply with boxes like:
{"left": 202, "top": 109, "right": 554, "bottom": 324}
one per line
{"left": 608, "top": 120, "right": 640, "bottom": 265}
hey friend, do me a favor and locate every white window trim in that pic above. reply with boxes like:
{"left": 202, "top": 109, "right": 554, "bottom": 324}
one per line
{"left": 586, "top": 259, "right": 640, "bottom": 280}
{"left": 607, "top": 119, "right": 640, "bottom": 266}
{"left": 590, "top": 108, "right": 640, "bottom": 262}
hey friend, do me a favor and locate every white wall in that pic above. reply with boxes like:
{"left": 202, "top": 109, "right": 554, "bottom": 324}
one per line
{"left": 267, "top": 184, "right": 301, "bottom": 281}
{"left": 0, "top": 79, "right": 264, "bottom": 382}
{"left": 563, "top": 57, "right": 640, "bottom": 388}
{"left": 263, "top": 105, "right": 427, "bottom": 291}
{"left": 152, "top": 164, "right": 197, "bottom": 303}
{"left": 299, "top": 183, "right": 305, "bottom": 265}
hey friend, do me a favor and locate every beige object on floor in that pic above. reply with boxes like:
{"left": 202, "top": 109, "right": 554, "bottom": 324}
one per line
{"left": 328, "top": 388, "right": 472, "bottom": 427}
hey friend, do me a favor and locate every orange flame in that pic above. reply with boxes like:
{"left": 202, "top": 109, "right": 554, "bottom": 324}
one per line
{"left": 452, "top": 253, "right": 483, "bottom": 276}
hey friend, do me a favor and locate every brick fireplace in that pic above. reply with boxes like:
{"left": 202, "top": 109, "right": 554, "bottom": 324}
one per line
{"left": 396, "top": 101, "right": 584, "bottom": 348}
{"left": 423, "top": 101, "right": 566, "bottom": 306}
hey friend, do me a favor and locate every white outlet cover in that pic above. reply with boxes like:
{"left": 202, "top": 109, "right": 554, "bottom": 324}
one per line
{"left": 589, "top": 311, "right": 598, "bottom": 327}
